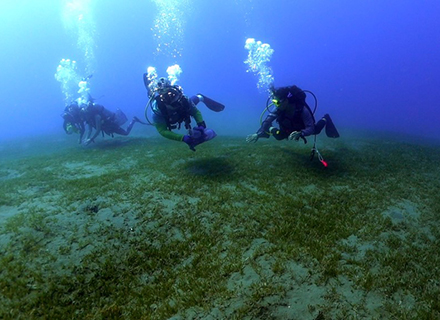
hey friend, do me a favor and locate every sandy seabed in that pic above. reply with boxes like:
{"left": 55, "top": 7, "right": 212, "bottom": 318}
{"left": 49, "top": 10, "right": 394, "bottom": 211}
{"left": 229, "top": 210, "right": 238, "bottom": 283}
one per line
{"left": 1, "top": 132, "right": 439, "bottom": 319}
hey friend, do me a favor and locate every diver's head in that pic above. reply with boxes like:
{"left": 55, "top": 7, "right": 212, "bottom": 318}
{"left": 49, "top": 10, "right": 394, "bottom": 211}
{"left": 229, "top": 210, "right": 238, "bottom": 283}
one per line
{"left": 156, "top": 77, "right": 171, "bottom": 90}
{"left": 62, "top": 107, "right": 76, "bottom": 134}
{"left": 271, "top": 85, "right": 305, "bottom": 109}
{"left": 62, "top": 101, "right": 81, "bottom": 122}
{"left": 271, "top": 90, "right": 289, "bottom": 110}
{"left": 159, "top": 86, "right": 183, "bottom": 106}
{"left": 67, "top": 101, "right": 80, "bottom": 112}
{"left": 271, "top": 98, "right": 287, "bottom": 110}
{"left": 64, "top": 122, "right": 75, "bottom": 135}
{"left": 62, "top": 117, "right": 79, "bottom": 134}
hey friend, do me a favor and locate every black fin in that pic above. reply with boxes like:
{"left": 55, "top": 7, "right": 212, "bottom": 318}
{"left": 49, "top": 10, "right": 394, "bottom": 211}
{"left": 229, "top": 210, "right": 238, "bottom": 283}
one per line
{"left": 199, "top": 94, "right": 225, "bottom": 112}
{"left": 324, "top": 114, "right": 340, "bottom": 138}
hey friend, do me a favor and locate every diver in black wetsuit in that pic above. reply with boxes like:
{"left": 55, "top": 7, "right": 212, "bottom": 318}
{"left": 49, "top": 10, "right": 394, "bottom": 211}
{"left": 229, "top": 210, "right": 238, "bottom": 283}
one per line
{"left": 81, "top": 102, "right": 142, "bottom": 146}
{"left": 61, "top": 101, "right": 86, "bottom": 144}
{"left": 246, "top": 85, "right": 339, "bottom": 143}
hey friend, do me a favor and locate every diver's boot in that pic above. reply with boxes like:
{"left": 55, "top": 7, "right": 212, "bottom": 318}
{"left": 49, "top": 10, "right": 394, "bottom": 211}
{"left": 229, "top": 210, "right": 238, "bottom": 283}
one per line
{"left": 197, "top": 93, "right": 225, "bottom": 112}
{"left": 324, "top": 114, "right": 340, "bottom": 138}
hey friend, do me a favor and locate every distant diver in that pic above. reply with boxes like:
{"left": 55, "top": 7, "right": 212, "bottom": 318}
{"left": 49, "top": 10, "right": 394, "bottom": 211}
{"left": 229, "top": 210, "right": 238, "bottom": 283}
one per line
{"left": 62, "top": 99, "right": 145, "bottom": 146}
{"left": 81, "top": 101, "right": 144, "bottom": 146}
{"left": 62, "top": 101, "right": 86, "bottom": 144}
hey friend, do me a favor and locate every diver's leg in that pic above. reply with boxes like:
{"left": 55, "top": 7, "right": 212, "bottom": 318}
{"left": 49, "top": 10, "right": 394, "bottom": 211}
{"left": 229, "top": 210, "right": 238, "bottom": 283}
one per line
{"left": 112, "top": 117, "right": 141, "bottom": 136}
{"left": 120, "top": 117, "right": 140, "bottom": 136}
{"left": 193, "top": 94, "right": 225, "bottom": 112}
{"left": 125, "top": 118, "right": 137, "bottom": 135}
{"left": 190, "top": 95, "right": 202, "bottom": 106}
{"left": 314, "top": 114, "right": 340, "bottom": 138}
{"left": 314, "top": 116, "right": 327, "bottom": 134}
{"left": 324, "top": 114, "right": 340, "bottom": 138}
{"left": 112, "top": 127, "right": 129, "bottom": 136}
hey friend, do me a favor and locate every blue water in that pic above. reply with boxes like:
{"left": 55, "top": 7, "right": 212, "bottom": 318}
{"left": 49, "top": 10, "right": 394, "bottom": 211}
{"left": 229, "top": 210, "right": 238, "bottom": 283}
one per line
{"left": 1, "top": 0, "right": 439, "bottom": 142}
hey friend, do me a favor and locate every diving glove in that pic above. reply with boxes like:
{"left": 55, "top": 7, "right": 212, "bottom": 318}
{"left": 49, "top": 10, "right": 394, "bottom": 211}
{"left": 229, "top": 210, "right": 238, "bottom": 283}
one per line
{"left": 288, "top": 131, "right": 307, "bottom": 144}
{"left": 289, "top": 131, "right": 303, "bottom": 141}
{"left": 183, "top": 127, "right": 217, "bottom": 151}
{"left": 246, "top": 133, "right": 259, "bottom": 143}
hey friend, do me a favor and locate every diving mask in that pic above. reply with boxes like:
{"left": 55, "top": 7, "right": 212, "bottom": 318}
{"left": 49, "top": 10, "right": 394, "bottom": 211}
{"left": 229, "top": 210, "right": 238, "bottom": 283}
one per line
{"left": 66, "top": 123, "right": 78, "bottom": 134}
{"left": 272, "top": 98, "right": 282, "bottom": 107}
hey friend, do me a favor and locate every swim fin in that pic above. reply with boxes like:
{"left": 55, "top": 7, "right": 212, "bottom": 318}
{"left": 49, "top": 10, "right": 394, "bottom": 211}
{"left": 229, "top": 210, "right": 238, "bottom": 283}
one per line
{"left": 198, "top": 94, "right": 225, "bottom": 112}
{"left": 324, "top": 114, "right": 340, "bottom": 138}
{"left": 115, "top": 109, "right": 128, "bottom": 126}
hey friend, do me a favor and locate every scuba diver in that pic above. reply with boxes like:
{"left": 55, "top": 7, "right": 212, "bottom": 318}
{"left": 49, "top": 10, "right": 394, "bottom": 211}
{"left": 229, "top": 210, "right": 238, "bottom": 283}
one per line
{"left": 81, "top": 101, "right": 144, "bottom": 146}
{"left": 246, "top": 85, "right": 340, "bottom": 165}
{"left": 60, "top": 71, "right": 145, "bottom": 145}
{"left": 143, "top": 73, "right": 225, "bottom": 151}
{"left": 61, "top": 101, "right": 86, "bottom": 144}
{"left": 247, "top": 85, "right": 339, "bottom": 142}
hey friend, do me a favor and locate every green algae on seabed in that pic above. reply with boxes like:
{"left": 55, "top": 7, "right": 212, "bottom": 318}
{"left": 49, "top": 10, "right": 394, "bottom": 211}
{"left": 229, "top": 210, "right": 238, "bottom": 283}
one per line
{"left": 0, "top": 134, "right": 440, "bottom": 319}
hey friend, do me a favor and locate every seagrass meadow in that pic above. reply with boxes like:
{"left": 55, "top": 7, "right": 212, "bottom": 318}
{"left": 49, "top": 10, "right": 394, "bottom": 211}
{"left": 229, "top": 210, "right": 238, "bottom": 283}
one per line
{"left": 0, "top": 133, "right": 439, "bottom": 320}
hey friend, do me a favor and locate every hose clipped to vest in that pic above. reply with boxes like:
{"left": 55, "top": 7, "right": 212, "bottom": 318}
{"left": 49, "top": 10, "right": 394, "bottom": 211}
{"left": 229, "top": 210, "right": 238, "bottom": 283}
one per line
{"left": 144, "top": 94, "right": 156, "bottom": 125}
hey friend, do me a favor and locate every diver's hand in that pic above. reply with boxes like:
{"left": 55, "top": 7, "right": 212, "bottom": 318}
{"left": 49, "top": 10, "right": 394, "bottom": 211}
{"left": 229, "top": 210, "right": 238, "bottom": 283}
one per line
{"left": 183, "top": 135, "right": 196, "bottom": 151}
{"left": 288, "top": 131, "right": 302, "bottom": 141}
{"left": 194, "top": 125, "right": 206, "bottom": 132}
{"left": 246, "top": 133, "right": 259, "bottom": 143}
{"left": 192, "top": 126, "right": 205, "bottom": 138}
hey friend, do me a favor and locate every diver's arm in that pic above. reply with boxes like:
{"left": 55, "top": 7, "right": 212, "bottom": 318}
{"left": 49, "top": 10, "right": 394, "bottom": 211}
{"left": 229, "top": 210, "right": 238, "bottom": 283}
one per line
{"left": 187, "top": 99, "right": 205, "bottom": 127}
{"left": 83, "top": 116, "right": 101, "bottom": 146}
{"left": 90, "top": 115, "right": 102, "bottom": 141}
{"left": 154, "top": 123, "right": 184, "bottom": 141}
{"left": 193, "top": 110, "right": 205, "bottom": 127}
{"left": 78, "top": 123, "right": 86, "bottom": 144}
{"left": 247, "top": 113, "right": 276, "bottom": 143}
{"left": 190, "top": 107, "right": 204, "bottom": 126}
{"left": 301, "top": 107, "right": 315, "bottom": 137}
{"left": 256, "top": 113, "right": 277, "bottom": 138}
{"left": 86, "top": 123, "right": 93, "bottom": 139}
